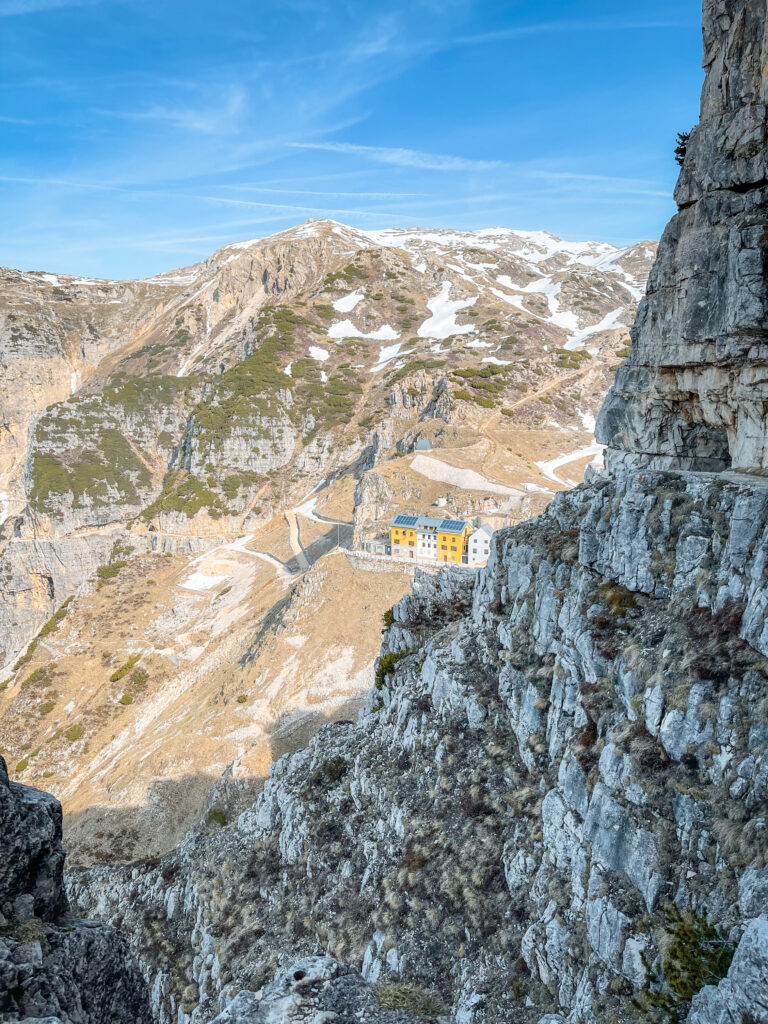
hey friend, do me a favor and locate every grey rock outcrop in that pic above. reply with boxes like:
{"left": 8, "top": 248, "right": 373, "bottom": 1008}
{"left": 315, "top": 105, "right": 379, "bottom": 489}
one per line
{"left": 0, "top": 756, "right": 150, "bottom": 1023}
{"left": 597, "top": 1, "right": 768, "bottom": 471}
{"left": 210, "top": 956, "right": 426, "bottom": 1024}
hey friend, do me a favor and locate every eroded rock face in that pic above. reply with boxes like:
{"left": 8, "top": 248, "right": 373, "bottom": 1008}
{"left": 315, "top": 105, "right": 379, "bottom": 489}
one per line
{"left": 597, "top": 1, "right": 768, "bottom": 471}
{"left": 0, "top": 756, "right": 150, "bottom": 1023}
{"left": 65, "top": 481, "right": 768, "bottom": 1022}
{"left": 210, "top": 956, "right": 425, "bottom": 1024}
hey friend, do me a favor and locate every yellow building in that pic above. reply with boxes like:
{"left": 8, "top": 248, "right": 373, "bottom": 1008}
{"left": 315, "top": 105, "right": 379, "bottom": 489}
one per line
{"left": 390, "top": 514, "right": 471, "bottom": 563}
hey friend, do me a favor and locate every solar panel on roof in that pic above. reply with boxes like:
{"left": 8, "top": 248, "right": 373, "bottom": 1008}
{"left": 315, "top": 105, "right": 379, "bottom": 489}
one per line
{"left": 439, "top": 519, "right": 468, "bottom": 533}
{"left": 393, "top": 514, "right": 418, "bottom": 527}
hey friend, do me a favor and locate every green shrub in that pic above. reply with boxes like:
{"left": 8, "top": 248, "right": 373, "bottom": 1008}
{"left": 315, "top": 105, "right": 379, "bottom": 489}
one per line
{"left": 29, "top": 427, "right": 151, "bottom": 515}
{"left": 555, "top": 347, "right": 592, "bottom": 370}
{"left": 15, "top": 758, "right": 28, "bottom": 773}
{"left": 454, "top": 389, "right": 472, "bottom": 401}
{"left": 13, "top": 639, "right": 38, "bottom": 673}
{"left": 501, "top": 408, "right": 514, "bottom": 417}
{"left": 382, "top": 607, "right": 395, "bottom": 629}
{"left": 96, "top": 560, "right": 127, "bottom": 583}
{"left": 38, "top": 597, "right": 73, "bottom": 638}
{"left": 236, "top": 694, "right": 247, "bottom": 704}
{"left": 386, "top": 358, "right": 445, "bottom": 385}
{"left": 38, "top": 700, "right": 56, "bottom": 716}
{"left": 64, "top": 724, "right": 84, "bottom": 743}
{"left": 118, "top": 694, "right": 133, "bottom": 705}
{"left": 110, "top": 654, "right": 141, "bottom": 682}
{"left": 375, "top": 649, "right": 411, "bottom": 691}
{"left": 206, "top": 807, "right": 227, "bottom": 828}
{"left": 140, "top": 470, "right": 230, "bottom": 521}
{"left": 130, "top": 667, "right": 149, "bottom": 687}
{"left": 635, "top": 905, "right": 734, "bottom": 1022}
{"left": 22, "top": 666, "right": 48, "bottom": 689}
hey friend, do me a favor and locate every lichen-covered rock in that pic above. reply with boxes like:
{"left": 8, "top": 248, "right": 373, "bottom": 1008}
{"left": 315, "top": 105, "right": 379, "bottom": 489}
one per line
{"left": 210, "top": 956, "right": 426, "bottom": 1024}
{"left": 65, "top": 458, "right": 768, "bottom": 1022}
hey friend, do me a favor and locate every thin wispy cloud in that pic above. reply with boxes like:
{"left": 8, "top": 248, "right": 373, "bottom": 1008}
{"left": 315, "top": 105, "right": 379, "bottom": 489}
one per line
{"left": 0, "top": 0, "right": 699, "bottom": 277}
{"left": 93, "top": 87, "right": 246, "bottom": 135}
{"left": 217, "top": 185, "right": 428, "bottom": 198}
{"left": 447, "top": 17, "right": 700, "bottom": 50}
{"left": 0, "top": 114, "right": 38, "bottom": 124}
{"left": 290, "top": 142, "right": 503, "bottom": 172}
{"left": 0, "top": 0, "right": 109, "bottom": 14}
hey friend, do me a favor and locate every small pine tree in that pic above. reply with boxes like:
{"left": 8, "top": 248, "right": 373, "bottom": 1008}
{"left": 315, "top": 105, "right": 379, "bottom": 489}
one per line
{"left": 674, "top": 130, "right": 691, "bottom": 167}
{"left": 633, "top": 904, "right": 734, "bottom": 1022}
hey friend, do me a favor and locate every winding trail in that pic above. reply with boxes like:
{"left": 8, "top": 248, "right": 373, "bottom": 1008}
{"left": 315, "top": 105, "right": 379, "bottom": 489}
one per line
{"left": 224, "top": 534, "right": 294, "bottom": 579}
{"left": 284, "top": 512, "right": 310, "bottom": 571}
{"left": 534, "top": 443, "right": 604, "bottom": 486}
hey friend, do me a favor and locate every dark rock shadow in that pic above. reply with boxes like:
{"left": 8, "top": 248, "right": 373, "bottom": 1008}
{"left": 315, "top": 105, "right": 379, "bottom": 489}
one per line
{"left": 62, "top": 699, "right": 366, "bottom": 869}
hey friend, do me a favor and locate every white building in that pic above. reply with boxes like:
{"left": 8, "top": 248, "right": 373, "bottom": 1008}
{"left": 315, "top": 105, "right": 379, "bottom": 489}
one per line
{"left": 416, "top": 520, "right": 440, "bottom": 559}
{"left": 467, "top": 523, "right": 494, "bottom": 565}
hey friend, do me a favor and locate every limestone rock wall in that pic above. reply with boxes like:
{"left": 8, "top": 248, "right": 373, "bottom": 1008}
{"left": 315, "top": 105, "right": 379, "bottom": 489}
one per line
{"left": 66, "top": 471, "right": 768, "bottom": 1022}
{"left": 597, "top": 0, "right": 768, "bottom": 471}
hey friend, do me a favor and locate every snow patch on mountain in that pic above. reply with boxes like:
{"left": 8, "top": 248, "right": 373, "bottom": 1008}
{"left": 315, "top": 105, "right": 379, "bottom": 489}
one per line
{"left": 332, "top": 290, "right": 364, "bottom": 313}
{"left": 327, "top": 320, "right": 400, "bottom": 341}
{"left": 370, "top": 343, "right": 412, "bottom": 373}
{"left": 417, "top": 282, "right": 477, "bottom": 340}
{"left": 564, "top": 308, "right": 625, "bottom": 350}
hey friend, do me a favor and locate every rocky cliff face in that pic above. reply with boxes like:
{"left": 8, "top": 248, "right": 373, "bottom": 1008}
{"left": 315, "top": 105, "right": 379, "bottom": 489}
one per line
{"left": 61, "top": 2, "right": 768, "bottom": 1023}
{"left": 597, "top": 1, "right": 768, "bottom": 472}
{"left": 67, "top": 466, "right": 768, "bottom": 1023}
{"left": 0, "top": 754, "right": 150, "bottom": 1022}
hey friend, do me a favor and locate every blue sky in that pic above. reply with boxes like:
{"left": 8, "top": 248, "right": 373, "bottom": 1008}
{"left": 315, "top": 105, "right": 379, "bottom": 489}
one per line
{"left": 0, "top": 0, "right": 702, "bottom": 279}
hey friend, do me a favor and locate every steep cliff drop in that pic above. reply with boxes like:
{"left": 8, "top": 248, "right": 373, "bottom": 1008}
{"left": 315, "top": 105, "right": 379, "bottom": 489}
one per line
{"left": 7, "top": 1, "right": 768, "bottom": 1023}
{"left": 0, "top": 755, "right": 151, "bottom": 1022}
